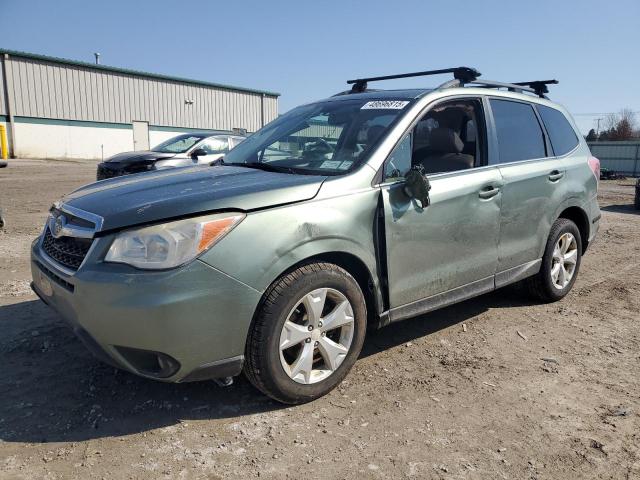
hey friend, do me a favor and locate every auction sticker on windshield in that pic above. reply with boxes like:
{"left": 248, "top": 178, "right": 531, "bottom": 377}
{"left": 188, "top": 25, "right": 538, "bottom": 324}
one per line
{"left": 361, "top": 101, "right": 409, "bottom": 109}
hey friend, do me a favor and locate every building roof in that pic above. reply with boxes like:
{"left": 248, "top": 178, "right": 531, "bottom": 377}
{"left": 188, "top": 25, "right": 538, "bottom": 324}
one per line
{"left": 0, "top": 48, "right": 280, "bottom": 97}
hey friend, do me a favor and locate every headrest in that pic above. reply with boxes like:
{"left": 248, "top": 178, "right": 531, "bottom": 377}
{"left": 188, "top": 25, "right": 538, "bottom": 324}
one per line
{"left": 428, "top": 128, "right": 464, "bottom": 153}
{"left": 433, "top": 108, "right": 468, "bottom": 129}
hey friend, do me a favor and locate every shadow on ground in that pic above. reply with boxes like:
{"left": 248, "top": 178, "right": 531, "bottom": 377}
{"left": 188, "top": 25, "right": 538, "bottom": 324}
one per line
{"left": 601, "top": 204, "right": 639, "bottom": 215}
{"left": 0, "top": 288, "right": 532, "bottom": 444}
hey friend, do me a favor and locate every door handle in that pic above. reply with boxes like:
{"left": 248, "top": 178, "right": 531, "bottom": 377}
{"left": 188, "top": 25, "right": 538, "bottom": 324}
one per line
{"left": 479, "top": 186, "right": 500, "bottom": 199}
{"left": 548, "top": 170, "right": 565, "bottom": 182}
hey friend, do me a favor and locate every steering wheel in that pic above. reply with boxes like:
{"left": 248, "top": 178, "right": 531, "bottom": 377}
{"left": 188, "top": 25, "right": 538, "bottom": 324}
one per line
{"left": 306, "top": 138, "right": 335, "bottom": 154}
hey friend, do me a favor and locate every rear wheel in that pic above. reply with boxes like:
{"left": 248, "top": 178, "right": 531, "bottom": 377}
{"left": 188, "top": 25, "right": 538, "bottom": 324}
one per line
{"left": 525, "top": 218, "right": 582, "bottom": 302}
{"left": 244, "top": 262, "right": 367, "bottom": 404}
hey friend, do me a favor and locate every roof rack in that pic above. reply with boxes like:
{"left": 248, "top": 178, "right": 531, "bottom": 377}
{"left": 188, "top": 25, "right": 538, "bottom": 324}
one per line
{"left": 512, "top": 80, "right": 558, "bottom": 97}
{"left": 346, "top": 67, "right": 481, "bottom": 93}
{"left": 341, "top": 68, "right": 557, "bottom": 98}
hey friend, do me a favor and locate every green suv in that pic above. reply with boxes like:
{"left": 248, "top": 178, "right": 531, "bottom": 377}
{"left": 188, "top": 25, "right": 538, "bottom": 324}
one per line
{"left": 31, "top": 67, "right": 601, "bottom": 404}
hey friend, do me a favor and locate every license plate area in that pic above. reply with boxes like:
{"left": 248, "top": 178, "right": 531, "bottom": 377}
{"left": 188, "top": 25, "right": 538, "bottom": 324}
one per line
{"left": 34, "top": 260, "right": 75, "bottom": 293}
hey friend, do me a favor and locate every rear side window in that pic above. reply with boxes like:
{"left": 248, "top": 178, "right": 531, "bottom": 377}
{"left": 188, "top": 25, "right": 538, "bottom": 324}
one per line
{"left": 537, "top": 105, "right": 579, "bottom": 156}
{"left": 490, "top": 99, "right": 546, "bottom": 163}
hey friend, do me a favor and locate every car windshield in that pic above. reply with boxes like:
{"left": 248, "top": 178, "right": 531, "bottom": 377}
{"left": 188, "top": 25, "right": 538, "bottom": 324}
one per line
{"left": 152, "top": 134, "right": 208, "bottom": 153}
{"left": 223, "top": 98, "right": 413, "bottom": 175}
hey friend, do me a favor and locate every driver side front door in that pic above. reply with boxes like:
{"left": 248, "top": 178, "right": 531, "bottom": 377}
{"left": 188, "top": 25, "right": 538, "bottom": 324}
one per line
{"left": 380, "top": 97, "right": 502, "bottom": 322}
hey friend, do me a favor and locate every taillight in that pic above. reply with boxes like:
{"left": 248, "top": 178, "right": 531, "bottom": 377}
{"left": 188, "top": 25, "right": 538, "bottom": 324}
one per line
{"left": 588, "top": 156, "right": 600, "bottom": 186}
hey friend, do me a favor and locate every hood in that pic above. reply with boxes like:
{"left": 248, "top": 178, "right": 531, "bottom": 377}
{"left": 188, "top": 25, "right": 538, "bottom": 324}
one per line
{"left": 62, "top": 166, "right": 326, "bottom": 231}
{"left": 104, "top": 151, "right": 177, "bottom": 166}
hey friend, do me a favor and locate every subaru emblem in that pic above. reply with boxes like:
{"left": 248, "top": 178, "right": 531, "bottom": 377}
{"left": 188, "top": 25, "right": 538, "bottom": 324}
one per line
{"left": 53, "top": 214, "right": 65, "bottom": 238}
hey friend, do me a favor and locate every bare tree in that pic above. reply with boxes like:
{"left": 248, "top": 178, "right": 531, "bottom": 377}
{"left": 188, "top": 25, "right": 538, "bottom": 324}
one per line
{"left": 599, "top": 109, "right": 638, "bottom": 140}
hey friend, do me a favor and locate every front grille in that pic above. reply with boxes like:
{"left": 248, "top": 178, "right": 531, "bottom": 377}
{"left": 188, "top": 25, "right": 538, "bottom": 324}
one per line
{"left": 51, "top": 208, "right": 95, "bottom": 229}
{"left": 97, "top": 163, "right": 151, "bottom": 180}
{"left": 42, "top": 228, "right": 93, "bottom": 271}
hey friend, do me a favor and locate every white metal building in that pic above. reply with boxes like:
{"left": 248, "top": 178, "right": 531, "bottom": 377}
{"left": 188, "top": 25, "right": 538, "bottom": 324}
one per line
{"left": 0, "top": 49, "right": 279, "bottom": 160}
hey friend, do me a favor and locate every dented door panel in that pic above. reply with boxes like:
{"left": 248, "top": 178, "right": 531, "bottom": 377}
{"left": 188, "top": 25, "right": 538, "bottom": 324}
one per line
{"left": 382, "top": 167, "right": 502, "bottom": 308}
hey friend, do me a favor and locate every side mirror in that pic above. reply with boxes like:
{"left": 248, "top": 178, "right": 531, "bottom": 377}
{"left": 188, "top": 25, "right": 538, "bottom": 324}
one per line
{"left": 191, "top": 148, "right": 207, "bottom": 158}
{"left": 404, "top": 166, "right": 431, "bottom": 208}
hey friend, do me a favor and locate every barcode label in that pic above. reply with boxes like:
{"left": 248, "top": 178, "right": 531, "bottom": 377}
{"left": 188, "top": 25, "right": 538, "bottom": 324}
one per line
{"left": 361, "top": 101, "right": 409, "bottom": 110}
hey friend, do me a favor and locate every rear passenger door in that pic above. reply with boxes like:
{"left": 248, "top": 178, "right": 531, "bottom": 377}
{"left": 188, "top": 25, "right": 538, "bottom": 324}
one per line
{"left": 488, "top": 98, "right": 564, "bottom": 283}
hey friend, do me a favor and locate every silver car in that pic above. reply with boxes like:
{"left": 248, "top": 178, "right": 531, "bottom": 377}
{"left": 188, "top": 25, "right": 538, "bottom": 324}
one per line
{"left": 96, "top": 132, "right": 246, "bottom": 179}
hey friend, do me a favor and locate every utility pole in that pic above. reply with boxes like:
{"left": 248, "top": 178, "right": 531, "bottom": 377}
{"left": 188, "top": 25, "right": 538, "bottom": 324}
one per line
{"left": 595, "top": 117, "right": 603, "bottom": 141}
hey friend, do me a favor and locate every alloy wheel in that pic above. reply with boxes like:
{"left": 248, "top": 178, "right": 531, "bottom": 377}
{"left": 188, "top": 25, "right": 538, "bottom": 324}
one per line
{"left": 279, "top": 288, "right": 355, "bottom": 384}
{"left": 550, "top": 232, "right": 578, "bottom": 289}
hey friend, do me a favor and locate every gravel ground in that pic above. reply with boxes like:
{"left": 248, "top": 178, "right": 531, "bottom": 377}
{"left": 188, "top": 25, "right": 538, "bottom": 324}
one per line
{"left": 0, "top": 160, "right": 638, "bottom": 479}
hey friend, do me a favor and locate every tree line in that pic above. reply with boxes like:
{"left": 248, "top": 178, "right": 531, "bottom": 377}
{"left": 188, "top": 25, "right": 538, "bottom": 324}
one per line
{"left": 585, "top": 109, "right": 639, "bottom": 141}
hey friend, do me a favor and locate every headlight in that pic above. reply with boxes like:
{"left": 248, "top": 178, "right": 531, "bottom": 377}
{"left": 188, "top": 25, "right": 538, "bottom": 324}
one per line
{"left": 104, "top": 212, "right": 245, "bottom": 269}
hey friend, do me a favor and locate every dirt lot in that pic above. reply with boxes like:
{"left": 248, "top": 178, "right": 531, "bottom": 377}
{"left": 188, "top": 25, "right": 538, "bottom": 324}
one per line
{"left": 0, "top": 160, "right": 638, "bottom": 479}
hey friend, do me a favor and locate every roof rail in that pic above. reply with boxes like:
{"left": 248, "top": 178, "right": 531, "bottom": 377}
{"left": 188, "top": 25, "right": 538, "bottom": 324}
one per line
{"left": 459, "top": 79, "right": 557, "bottom": 98}
{"left": 468, "top": 80, "right": 539, "bottom": 95}
{"left": 346, "top": 67, "right": 480, "bottom": 93}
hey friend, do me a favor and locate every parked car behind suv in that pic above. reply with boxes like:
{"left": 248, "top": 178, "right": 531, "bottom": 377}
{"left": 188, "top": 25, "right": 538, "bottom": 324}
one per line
{"left": 31, "top": 67, "right": 600, "bottom": 404}
{"left": 96, "top": 132, "right": 245, "bottom": 180}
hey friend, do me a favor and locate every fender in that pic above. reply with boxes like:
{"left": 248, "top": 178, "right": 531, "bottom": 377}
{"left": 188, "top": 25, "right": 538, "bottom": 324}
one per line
{"left": 539, "top": 195, "right": 590, "bottom": 258}
{"left": 199, "top": 188, "right": 385, "bottom": 311}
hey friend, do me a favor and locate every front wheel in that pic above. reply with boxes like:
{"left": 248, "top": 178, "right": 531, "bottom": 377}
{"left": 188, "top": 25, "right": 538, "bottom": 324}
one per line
{"left": 244, "top": 262, "right": 367, "bottom": 404}
{"left": 525, "top": 218, "right": 582, "bottom": 302}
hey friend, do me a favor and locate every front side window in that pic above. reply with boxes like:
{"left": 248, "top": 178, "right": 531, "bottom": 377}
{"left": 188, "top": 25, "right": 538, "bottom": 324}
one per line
{"left": 490, "top": 99, "right": 546, "bottom": 163}
{"left": 537, "top": 105, "right": 579, "bottom": 156}
{"left": 384, "top": 134, "right": 412, "bottom": 180}
{"left": 383, "top": 98, "right": 485, "bottom": 180}
{"left": 199, "top": 137, "right": 229, "bottom": 154}
{"left": 223, "top": 98, "right": 412, "bottom": 175}
{"left": 152, "top": 134, "right": 207, "bottom": 153}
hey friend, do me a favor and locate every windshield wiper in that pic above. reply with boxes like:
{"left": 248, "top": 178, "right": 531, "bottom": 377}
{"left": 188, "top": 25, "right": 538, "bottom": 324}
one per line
{"left": 225, "top": 162, "right": 300, "bottom": 174}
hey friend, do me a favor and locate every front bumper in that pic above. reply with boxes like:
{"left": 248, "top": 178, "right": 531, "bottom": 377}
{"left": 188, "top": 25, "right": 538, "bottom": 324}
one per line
{"left": 30, "top": 236, "right": 262, "bottom": 382}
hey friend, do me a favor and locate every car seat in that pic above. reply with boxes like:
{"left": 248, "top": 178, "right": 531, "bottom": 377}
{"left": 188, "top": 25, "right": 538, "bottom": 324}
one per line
{"left": 414, "top": 128, "right": 474, "bottom": 174}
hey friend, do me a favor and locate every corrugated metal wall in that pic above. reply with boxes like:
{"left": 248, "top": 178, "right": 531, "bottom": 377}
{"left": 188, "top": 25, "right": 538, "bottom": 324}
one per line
{"left": 0, "top": 53, "right": 278, "bottom": 132}
{"left": 588, "top": 142, "right": 640, "bottom": 176}
{"left": 292, "top": 122, "right": 342, "bottom": 139}
{"left": 0, "top": 56, "right": 7, "bottom": 116}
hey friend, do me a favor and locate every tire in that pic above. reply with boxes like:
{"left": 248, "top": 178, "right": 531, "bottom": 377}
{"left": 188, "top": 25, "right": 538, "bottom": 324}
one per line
{"left": 525, "top": 218, "right": 582, "bottom": 302}
{"left": 634, "top": 185, "right": 640, "bottom": 210}
{"left": 244, "top": 262, "right": 367, "bottom": 404}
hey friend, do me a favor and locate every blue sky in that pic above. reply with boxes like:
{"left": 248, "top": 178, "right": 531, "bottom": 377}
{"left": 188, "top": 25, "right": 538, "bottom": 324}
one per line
{"left": 1, "top": 0, "right": 638, "bottom": 133}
